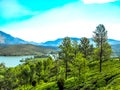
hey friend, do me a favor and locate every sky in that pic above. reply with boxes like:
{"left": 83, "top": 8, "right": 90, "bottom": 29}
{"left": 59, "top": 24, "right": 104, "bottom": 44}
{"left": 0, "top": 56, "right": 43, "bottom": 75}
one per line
{"left": 0, "top": 0, "right": 120, "bottom": 42}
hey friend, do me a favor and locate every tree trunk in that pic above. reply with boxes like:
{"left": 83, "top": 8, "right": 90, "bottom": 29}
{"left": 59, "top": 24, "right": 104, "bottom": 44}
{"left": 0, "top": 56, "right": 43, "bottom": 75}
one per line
{"left": 100, "top": 40, "right": 102, "bottom": 72}
{"left": 100, "top": 55, "right": 102, "bottom": 72}
{"left": 65, "top": 60, "right": 68, "bottom": 79}
{"left": 78, "top": 67, "right": 80, "bottom": 81}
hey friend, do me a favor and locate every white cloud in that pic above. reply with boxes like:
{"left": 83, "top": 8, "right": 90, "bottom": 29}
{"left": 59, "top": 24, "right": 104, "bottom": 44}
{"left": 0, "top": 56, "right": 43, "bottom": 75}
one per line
{"left": 4, "top": 20, "right": 97, "bottom": 42}
{"left": 1, "top": 1, "right": 120, "bottom": 42}
{"left": 105, "top": 24, "right": 120, "bottom": 40}
{"left": 0, "top": 0, "right": 38, "bottom": 18}
{"left": 82, "top": 0, "right": 117, "bottom": 4}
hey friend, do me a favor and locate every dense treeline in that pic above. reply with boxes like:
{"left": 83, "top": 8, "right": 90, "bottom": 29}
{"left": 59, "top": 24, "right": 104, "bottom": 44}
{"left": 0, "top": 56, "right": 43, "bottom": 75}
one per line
{"left": 1, "top": 24, "right": 119, "bottom": 90}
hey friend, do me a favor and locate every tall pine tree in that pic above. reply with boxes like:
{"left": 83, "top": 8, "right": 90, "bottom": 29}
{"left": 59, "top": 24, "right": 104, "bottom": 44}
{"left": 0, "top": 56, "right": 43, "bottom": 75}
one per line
{"left": 59, "top": 37, "right": 73, "bottom": 79}
{"left": 93, "top": 24, "right": 109, "bottom": 72}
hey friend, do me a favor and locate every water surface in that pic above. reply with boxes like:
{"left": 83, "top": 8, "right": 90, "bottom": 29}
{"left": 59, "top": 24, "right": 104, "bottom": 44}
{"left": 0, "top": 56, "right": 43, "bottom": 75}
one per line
{"left": 0, "top": 56, "right": 34, "bottom": 67}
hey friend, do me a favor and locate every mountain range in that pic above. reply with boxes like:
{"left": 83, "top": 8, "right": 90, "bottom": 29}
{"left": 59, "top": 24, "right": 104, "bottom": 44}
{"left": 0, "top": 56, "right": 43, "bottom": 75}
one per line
{"left": 1, "top": 30, "right": 120, "bottom": 56}
{"left": 1, "top": 30, "right": 120, "bottom": 46}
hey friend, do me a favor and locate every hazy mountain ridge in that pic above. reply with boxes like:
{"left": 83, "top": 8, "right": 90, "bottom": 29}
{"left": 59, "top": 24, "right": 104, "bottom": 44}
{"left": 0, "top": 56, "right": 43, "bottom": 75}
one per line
{"left": 1, "top": 30, "right": 120, "bottom": 47}
{"left": 41, "top": 38, "right": 120, "bottom": 47}
{"left": 0, "top": 31, "right": 120, "bottom": 52}
{"left": 40, "top": 38, "right": 82, "bottom": 46}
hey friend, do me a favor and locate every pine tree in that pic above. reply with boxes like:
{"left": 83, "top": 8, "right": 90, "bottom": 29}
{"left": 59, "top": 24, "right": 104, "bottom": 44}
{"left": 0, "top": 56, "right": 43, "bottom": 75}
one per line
{"left": 59, "top": 37, "right": 73, "bottom": 79}
{"left": 79, "top": 37, "right": 93, "bottom": 59}
{"left": 93, "top": 24, "right": 108, "bottom": 72}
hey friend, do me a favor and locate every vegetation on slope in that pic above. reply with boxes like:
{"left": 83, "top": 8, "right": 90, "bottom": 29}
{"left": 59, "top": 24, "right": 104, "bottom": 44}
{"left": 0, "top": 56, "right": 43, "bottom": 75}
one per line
{"left": 1, "top": 55, "right": 120, "bottom": 90}
{"left": 0, "top": 44, "right": 55, "bottom": 56}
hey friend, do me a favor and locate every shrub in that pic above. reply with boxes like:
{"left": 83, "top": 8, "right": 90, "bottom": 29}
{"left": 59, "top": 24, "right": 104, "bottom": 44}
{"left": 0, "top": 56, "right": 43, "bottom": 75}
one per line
{"left": 96, "top": 79, "right": 106, "bottom": 88}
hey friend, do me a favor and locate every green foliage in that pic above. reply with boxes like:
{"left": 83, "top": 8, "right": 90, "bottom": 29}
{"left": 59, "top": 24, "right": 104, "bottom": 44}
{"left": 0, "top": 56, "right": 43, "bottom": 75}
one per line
{"left": 72, "top": 40, "right": 79, "bottom": 56}
{"left": 93, "top": 24, "right": 107, "bottom": 47}
{"left": 79, "top": 37, "right": 93, "bottom": 59}
{"left": 70, "top": 53, "right": 88, "bottom": 82}
{"left": 102, "top": 42, "right": 112, "bottom": 61}
{"left": 94, "top": 43, "right": 112, "bottom": 61}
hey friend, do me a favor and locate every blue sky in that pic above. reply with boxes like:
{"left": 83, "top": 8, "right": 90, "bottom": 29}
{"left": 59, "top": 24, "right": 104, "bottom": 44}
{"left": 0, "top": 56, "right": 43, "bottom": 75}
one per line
{"left": 0, "top": 0, "right": 120, "bottom": 42}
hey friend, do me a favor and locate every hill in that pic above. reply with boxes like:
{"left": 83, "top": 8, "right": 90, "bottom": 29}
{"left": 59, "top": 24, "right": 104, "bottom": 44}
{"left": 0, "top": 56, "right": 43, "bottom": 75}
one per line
{"left": 111, "top": 44, "right": 120, "bottom": 57}
{"left": 0, "top": 31, "right": 28, "bottom": 44}
{"left": 2, "top": 57, "right": 120, "bottom": 90}
{"left": 0, "top": 44, "right": 55, "bottom": 56}
{"left": 108, "top": 39, "right": 120, "bottom": 45}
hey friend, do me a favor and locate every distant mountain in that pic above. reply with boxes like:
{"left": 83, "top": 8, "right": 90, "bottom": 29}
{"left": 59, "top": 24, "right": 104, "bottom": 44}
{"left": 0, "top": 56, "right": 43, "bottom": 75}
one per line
{"left": 40, "top": 38, "right": 120, "bottom": 47}
{"left": 1, "top": 30, "right": 120, "bottom": 57}
{"left": 40, "top": 38, "right": 63, "bottom": 46}
{"left": 107, "top": 39, "right": 120, "bottom": 45}
{"left": 0, "top": 44, "right": 55, "bottom": 56}
{"left": 0, "top": 31, "right": 28, "bottom": 44}
{"left": 1, "top": 30, "right": 120, "bottom": 47}
{"left": 111, "top": 44, "right": 120, "bottom": 57}
{"left": 40, "top": 38, "right": 80, "bottom": 46}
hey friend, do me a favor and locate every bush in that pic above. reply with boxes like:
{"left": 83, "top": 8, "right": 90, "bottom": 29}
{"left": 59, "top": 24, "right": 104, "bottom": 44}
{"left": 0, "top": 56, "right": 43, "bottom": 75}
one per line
{"left": 96, "top": 79, "right": 106, "bottom": 88}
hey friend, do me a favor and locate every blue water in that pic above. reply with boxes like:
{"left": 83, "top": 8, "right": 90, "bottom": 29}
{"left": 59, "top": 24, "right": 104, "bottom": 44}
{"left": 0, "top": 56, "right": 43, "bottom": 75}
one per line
{"left": 0, "top": 56, "right": 34, "bottom": 67}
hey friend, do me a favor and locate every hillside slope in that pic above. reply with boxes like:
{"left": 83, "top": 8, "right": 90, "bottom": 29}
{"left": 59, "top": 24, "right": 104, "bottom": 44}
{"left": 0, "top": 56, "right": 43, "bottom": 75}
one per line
{"left": 15, "top": 58, "right": 120, "bottom": 90}
{"left": 0, "top": 44, "right": 55, "bottom": 56}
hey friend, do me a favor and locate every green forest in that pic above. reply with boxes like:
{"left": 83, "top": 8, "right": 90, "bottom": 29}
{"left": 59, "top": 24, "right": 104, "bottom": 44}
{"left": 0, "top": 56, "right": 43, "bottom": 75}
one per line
{"left": 0, "top": 24, "right": 120, "bottom": 90}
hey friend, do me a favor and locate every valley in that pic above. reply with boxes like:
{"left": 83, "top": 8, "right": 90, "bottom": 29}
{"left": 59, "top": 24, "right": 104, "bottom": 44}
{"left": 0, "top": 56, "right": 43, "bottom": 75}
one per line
{"left": 0, "top": 0, "right": 120, "bottom": 89}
